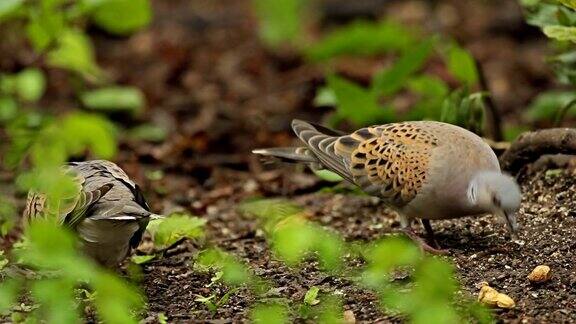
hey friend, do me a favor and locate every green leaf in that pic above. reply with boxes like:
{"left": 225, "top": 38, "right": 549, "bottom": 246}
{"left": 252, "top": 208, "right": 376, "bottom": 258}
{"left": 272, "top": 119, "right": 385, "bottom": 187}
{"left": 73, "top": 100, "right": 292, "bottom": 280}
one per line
{"left": 559, "top": 0, "right": 576, "bottom": 10}
{"left": 371, "top": 38, "right": 435, "bottom": 97}
{"left": 327, "top": 74, "right": 394, "bottom": 126}
{"left": 0, "top": 96, "right": 18, "bottom": 122}
{"left": 157, "top": 313, "right": 168, "bottom": 324}
{"left": 318, "top": 296, "right": 344, "bottom": 324}
{"left": 238, "top": 198, "right": 302, "bottom": 230}
{"left": 315, "top": 230, "right": 344, "bottom": 270}
{"left": 440, "top": 89, "right": 485, "bottom": 134}
{"left": 80, "top": 86, "right": 145, "bottom": 114}
{"left": 196, "top": 249, "right": 252, "bottom": 286}
{"left": 272, "top": 220, "right": 317, "bottom": 265}
{"left": 521, "top": 2, "right": 558, "bottom": 27}
{"left": 148, "top": 213, "right": 206, "bottom": 249}
{"left": 60, "top": 112, "right": 117, "bottom": 159}
{"left": 525, "top": 91, "right": 576, "bottom": 121}
{"left": 15, "top": 68, "right": 46, "bottom": 102}
{"left": 0, "top": 250, "right": 8, "bottom": 270}
{"left": 31, "top": 279, "right": 81, "bottom": 324}
{"left": 306, "top": 20, "right": 417, "bottom": 61}
{"left": 18, "top": 220, "right": 96, "bottom": 281}
{"left": 128, "top": 123, "right": 167, "bottom": 142}
{"left": 131, "top": 254, "right": 156, "bottom": 264}
{"left": 251, "top": 303, "right": 289, "bottom": 324}
{"left": 362, "top": 237, "right": 420, "bottom": 289}
{"left": 92, "top": 272, "right": 144, "bottom": 324}
{"left": 446, "top": 43, "right": 478, "bottom": 87}
{"left": 304, "top": 286, "right": 320, "bottom": 306}
{"left": 0, "top": 0, "right": 23, "bottom": 21}
{"left": 312, "top": 169, "right": 343, "bottom": 182}
{"left": 543, "top": 25, "right": 576, "bottom": 42}
{"left": 47, "top": 29, "right": 102, "bottom": 80}
{"left": 503, "top": 125, "right": 529, "bottom": 142}
{"left": 313, "top": 86, "right": 337, "bottom": 107}
{"left": 406, "top": 75, "right": 449, "bottom": 120}
{"left": 0, "top": 278, "right": 21, "bottom": 312}
{"left": 26, "top": 7, "right": 65, "bottom": 51}
{"left": 92, "top": 0, "right": 152, "bottom": 35}
{"left": 0, "top": 197, "right": 16, "bottom": 236}
{"left": 253, "top": 0, "right": 303, "bottom": 47}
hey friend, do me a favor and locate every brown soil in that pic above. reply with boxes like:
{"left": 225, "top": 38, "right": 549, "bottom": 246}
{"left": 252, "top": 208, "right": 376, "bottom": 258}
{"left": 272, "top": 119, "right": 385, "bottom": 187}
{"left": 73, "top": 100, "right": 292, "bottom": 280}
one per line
{"left": 139, "top": 167, "right": 576, "bottom": 323}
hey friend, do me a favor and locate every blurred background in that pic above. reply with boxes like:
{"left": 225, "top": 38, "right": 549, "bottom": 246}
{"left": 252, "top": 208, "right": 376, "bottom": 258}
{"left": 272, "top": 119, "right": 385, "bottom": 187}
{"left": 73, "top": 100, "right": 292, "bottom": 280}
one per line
{"left": 0, "top": 0, "right": 560, "bottom": 178}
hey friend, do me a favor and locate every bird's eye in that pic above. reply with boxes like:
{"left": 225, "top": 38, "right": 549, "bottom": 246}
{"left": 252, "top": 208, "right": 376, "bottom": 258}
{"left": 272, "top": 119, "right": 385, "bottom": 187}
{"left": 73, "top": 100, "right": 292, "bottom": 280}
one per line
{"left": 492, "top": 196, "right": 501, "bottom": 207}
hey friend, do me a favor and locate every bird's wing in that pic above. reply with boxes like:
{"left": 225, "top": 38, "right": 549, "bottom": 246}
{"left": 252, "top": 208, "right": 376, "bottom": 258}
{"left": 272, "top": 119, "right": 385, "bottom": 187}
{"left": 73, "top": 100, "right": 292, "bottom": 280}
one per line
{"left": 291, "top": 119, "right": 356, "bottom": 183}
{"left": 69, "top": 160, "right": 151, "bottom": 213}
{"left": 71, "top": 160, "right": 152, "bottom": 250}
{"left": 333, "top": 122, "right": 440, "bottom": 207}
{"left": 23, "top": 166, "right": 85, "bottom": 224}
{"left": 63, "top": 183, "right": 114, "bottom": 228}
{"left": 23, "top": 191, "right": 47, "bottom": 223}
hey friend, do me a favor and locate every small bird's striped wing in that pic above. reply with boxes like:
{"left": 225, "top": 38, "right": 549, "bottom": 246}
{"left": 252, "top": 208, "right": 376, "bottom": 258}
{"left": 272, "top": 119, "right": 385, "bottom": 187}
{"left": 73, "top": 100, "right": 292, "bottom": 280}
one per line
{"left": 333, "top": 123, "right": 440, "bottom": 206}
{"left": 70, "top": 160, "right": 152, "bottom": 250}
{"left": 23, "top": 192, "right": 47, "bottom": 222}
{"left": 23, "top": 166, "right": 83, "bottom": 223}
{"left": 63, "top": 183, "right": 114, "bottom": 228}
{"left": 23, "top": 171, "right": 114, "bottom": 227}
{"left": 291, "top": 120, "right": 355, "bottom": 183}
{"left": 69, "top": 160, "right": 151, "bottom": 212}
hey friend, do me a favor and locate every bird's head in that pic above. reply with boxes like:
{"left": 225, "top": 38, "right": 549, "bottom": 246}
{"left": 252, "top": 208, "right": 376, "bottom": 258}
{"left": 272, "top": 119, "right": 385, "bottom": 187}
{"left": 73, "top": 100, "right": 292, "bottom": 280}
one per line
{"left": 468, "top": 171, "right": 522, "bottom": 234}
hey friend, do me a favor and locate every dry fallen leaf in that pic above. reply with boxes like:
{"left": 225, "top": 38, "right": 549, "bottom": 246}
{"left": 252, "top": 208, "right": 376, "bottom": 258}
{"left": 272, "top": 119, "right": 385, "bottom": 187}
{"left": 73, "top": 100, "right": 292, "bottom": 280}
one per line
{"left": 528, "top": 265, "right": 551, "bottom": 283}
{"left": 478, "top": 282, "right": 515, "bottom": 309}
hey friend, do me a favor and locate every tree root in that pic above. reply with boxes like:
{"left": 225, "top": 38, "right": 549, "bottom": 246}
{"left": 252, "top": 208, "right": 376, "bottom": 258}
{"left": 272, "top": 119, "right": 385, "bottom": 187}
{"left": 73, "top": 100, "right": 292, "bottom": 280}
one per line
{"left": 499, "top": 128, "right": 576, "bottom": 175}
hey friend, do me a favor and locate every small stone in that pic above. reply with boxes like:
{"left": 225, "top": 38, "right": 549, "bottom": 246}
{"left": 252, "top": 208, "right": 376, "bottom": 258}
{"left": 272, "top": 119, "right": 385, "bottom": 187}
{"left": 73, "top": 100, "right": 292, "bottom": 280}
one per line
{"left": 343, "top": 310, "right": 356, "bottom": 324}
{"left": 528, "top": 265, "right": 551, "bottom": 283}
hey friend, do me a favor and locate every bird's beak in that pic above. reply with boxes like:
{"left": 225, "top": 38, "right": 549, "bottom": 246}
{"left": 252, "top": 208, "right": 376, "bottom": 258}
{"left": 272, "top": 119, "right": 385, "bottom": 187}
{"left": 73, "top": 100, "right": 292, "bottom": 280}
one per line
{"left": 496, "top": 209, "right": 518, "bottom": 235}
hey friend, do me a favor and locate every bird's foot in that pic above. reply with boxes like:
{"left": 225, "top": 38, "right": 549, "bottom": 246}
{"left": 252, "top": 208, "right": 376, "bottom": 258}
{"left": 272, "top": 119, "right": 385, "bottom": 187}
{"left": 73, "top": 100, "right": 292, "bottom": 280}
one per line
{"left": 400, "top": 228, "right": 449, "bottom": 255}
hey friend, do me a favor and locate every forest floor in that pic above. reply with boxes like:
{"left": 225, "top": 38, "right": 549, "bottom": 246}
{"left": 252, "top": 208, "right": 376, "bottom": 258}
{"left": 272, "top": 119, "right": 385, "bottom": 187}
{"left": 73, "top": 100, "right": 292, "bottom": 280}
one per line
{"left": 3, "top": 0, "right": 575, "bottom": 322}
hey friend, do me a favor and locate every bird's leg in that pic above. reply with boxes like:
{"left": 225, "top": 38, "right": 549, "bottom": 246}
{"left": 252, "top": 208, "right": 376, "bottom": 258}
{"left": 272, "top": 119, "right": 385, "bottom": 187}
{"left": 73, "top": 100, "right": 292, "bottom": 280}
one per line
{"left": 400, "top": 227, "right": 448, "bottom": 255}
{"left": 396, "top": 215, "right": 447, "bottom": 254}
{"left": 421, "top": 219, "right": 440, "bottom": 249}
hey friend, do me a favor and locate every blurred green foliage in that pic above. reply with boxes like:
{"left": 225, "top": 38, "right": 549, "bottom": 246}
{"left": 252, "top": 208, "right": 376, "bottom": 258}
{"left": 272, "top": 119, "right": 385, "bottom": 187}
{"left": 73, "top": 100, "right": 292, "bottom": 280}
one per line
{"left": 311, "top": 29, "right": 482, "bottom": 128}
{"left": 239, "top": 198, "right": 494, "bottom": 323}
{"left": 240, "top": 199, "right": 344, "bottom": 270}
{"left": 306, "top": 20, "right": 417, "bottom": 61}
{"left": 0, "top": 0, "right": 153, "bottom": 322}
{"left": 525, "top": 90, "right": 576, "bottom": 121}
{"left": 254, "top": 1, "right": 485, "bottom": 130}
{"left": 0, "top": 0, "right": 148, "bottom": 81}
{"left": 146, "top": 213, "right": 206, "bottom": 249}
{"left": 1, "top": 220, "right": 144, "bottom": 323}
{"left": 251, "top": 303, "right": 290, "bottom": 324}
{"left": 252, "top": 0, "right": 306, "bottom": 47}
{"left": 197, "top": 248, "right": 259, "bottom": 288}
{"left": 91, "top": 0, "right": 151, "bottom": 35}
{"left": 80, "top": 86, "right": 146, "bottom": 115}
{"left": 440, "top": 89, "right": 486, "bottom": 135}
{"left": 521, "top": 0, "right": 576, "bottom": 124}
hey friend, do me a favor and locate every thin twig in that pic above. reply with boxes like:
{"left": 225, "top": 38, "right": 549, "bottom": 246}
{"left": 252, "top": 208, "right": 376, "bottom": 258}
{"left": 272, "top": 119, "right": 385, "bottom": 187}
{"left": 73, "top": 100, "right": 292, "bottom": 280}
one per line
{"left": 554, "top": 98, "right": 576, "bottom": 127}
{"left": 475, "top": 59, "right": 504, "bottom": 141}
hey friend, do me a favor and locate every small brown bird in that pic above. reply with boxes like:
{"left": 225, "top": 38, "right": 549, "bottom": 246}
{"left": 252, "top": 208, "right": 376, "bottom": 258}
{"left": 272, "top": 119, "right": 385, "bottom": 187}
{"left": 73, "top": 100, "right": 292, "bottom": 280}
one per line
{"left": 23, "top": 160, "right": 158, "bottom": 268}
{"left": 253, "top": 120, "right": 522, "bottom": 252}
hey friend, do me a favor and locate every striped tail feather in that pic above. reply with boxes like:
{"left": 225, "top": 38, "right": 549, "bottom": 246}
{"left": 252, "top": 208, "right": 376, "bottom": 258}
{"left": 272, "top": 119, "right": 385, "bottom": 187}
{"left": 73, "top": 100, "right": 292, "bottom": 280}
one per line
{"left": 252, "top": 147, "right": 318, "bottom": 163}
